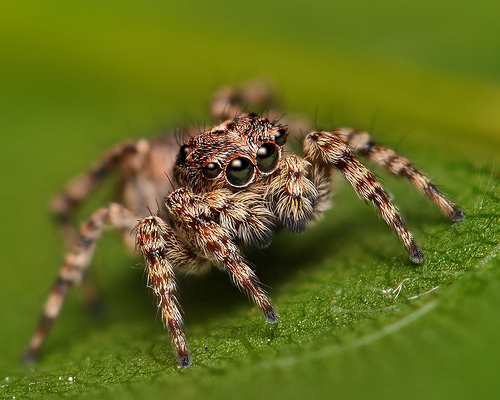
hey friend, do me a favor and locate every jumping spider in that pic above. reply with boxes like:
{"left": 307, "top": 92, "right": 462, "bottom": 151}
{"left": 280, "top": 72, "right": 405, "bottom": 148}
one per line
{"left": 25, "top": 82, "right": 465, "bottom": 367}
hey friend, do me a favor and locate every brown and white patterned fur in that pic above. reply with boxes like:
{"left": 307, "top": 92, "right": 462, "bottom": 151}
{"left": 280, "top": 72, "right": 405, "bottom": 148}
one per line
{"left": 25, "top": 83, "right": 465, "bottom": 368}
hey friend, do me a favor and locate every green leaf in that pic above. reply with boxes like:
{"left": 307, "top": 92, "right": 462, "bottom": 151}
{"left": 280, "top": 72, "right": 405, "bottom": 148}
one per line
{"left": 1, "top": 1, "right": 499, "bottom": 399}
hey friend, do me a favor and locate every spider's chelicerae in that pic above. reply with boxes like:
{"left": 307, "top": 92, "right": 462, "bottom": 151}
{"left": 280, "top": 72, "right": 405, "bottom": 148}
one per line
{"left": 25, "top": 83, "right": 465, "bottom": 367}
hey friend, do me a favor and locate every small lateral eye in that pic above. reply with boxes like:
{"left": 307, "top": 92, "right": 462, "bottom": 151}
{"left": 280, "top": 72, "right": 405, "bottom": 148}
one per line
{"left": 226, "top": 157, "right": 254, "bottom": 187}
{"left": 274, "top": 128, "right": 288, "bottom": 146}
{"left": 202, "top": 162, "right": 222, "bottom": 179}
{"left": 178, "top": 144, "right": 190, "bottom": 162}
{"left": 256, "top": 143, "right": 279, "bottom": 172}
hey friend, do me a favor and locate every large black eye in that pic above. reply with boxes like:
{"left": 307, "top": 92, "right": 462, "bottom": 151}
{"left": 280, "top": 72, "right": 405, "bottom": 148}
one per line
{"left": 202, "top": 162, "right": 222, "bottom": 179}
{"left": 226, "top": 157, "right": 254, "bottom": 186}
{"left": 256, "top": 143, "right": 279, "bottom": 172}
{"left": 178, "top": 144, "right": 190, "bottom": 163}
{"left": 275, "top": 128, "right": 288, "bottom": 146}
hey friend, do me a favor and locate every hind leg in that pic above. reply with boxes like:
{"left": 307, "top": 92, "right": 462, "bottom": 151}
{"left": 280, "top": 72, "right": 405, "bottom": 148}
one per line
{"left": 210, "top": 82, "right": 312, "bottom": 136}
{"left": 24, "top": 203, "right": 139, "bottom": 362}
{"left": 210, "top": 81, "right": 276, "bottom": 121}
{"left": 51, "top": 140, "right": 150, "bottom": 249}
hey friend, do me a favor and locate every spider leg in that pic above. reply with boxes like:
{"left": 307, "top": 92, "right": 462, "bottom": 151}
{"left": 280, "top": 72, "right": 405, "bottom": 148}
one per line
{"left": 49, "top": 140, "right": 154, "bottom": 322}
{"left": 24, "top": 203, "right": 139, "bottom": 363}
{"left": 210, "top": 81, "right": 276, "bottom": 122}
{"left": 304, "top": 131, "right": 424, "bottom": 263}
{"left": 51, "top": 140, "right": 150, "bottom": 249}
{"left": 166, "top": 188, "right": 279, "bottom": 323}
{"left": 333, "top": 128, "right": 465, "bottom": 222}
{"left": 136, "top": 215, "right": 195, "bottom": 368}
{"left": 210, "top": 82, "right": 312, "bottom": 137}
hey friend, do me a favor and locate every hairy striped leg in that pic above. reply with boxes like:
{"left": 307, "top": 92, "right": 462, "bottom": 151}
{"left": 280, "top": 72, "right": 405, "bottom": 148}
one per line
{"left": 24, "top": 203, "right": 139, "bottom": 362}
{"left": 304, "top": 131, "right": 424, "bottom": 263}
{"left": 50, "top": 141, "right": 151, "bottom": 317}
{"left": 333, "top": 128, "right": 465, "bottom": 222}
{"left": 51, "top": 140, "right": 149, "bottom": 248}
{"left": 166, "top": 188, "right": 279, "bottom": 323}
{"left": 136, "top": 216, "right": 194, "bottom": 367}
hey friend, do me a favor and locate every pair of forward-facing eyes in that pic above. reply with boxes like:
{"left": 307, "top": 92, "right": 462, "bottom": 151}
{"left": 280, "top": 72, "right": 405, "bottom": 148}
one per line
{"left": 180, "top": 128, "right": 288, "bottom": 187}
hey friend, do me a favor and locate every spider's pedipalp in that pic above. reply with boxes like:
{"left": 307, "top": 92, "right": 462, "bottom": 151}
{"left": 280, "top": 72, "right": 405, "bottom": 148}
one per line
{"left": 304, "top": 131, "right": 424, "bottom": 263}
{"left": 266, "top": 155, "right": 319, "bottom": 233}
{"left": 202, "top": 189, "right": 277, "bottom": 247}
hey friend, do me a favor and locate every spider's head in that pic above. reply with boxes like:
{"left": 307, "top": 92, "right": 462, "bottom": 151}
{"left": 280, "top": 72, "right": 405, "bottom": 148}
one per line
{"left": 174, "top": 114, "right": 288, "bottom": 193}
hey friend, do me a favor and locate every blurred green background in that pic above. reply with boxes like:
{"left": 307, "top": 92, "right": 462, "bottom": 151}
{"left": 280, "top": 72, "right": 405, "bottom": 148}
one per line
{"left": 1, "top": 0, "right": 499, "bottom": 398}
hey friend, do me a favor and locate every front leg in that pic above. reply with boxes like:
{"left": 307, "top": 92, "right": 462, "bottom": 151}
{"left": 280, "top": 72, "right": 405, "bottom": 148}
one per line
{"left": 166, "top": 188, "right": 279, "bottom": 323}
{"left": 136, "top": 216, "right": 194, "bottom": 367}
{"left": 304, "top": 131, "right": 424, "bottom": 263}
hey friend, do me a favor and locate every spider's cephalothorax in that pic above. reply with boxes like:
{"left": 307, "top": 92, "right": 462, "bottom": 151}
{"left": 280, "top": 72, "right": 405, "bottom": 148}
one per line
{"left": 25, "top": 83, "right": 465, "bottom": 368}
{"left": 174, "top": 114, "right": 288, "bottom": 193}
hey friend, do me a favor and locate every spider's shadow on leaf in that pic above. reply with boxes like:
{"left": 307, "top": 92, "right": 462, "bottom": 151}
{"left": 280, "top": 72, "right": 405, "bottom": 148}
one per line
{"left": 176, "top": 201, "right": 429, "bottom": 327}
